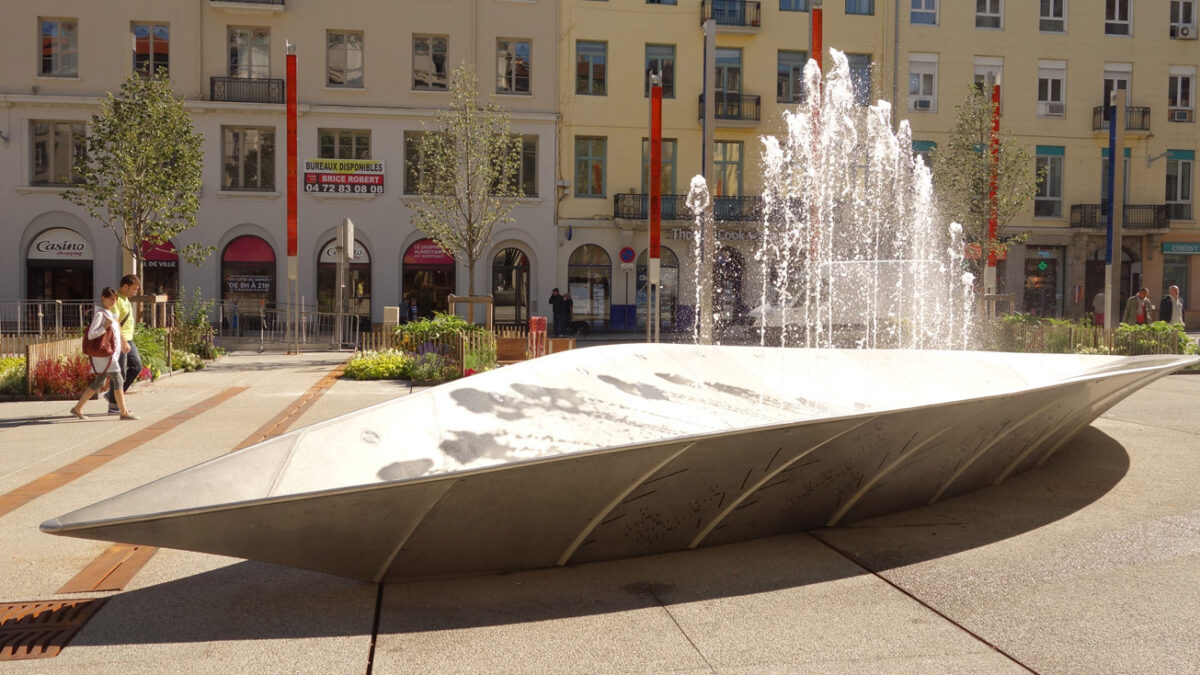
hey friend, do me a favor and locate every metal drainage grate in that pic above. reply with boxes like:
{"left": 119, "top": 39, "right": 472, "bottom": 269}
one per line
{"left": 0, "top": 598, "right": 107, "bottom": 661}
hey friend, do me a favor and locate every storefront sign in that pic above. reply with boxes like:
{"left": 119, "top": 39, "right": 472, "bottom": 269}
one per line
{"left": 666, "top": 228, "right": 760, "bottom": 242}
{"left": 320, "top": 239, "right": 370, "bottom": 264}
{"left": 302, "top": 158, "right": 385, "bottom": 195}
{"left": 1163, "top": 242, "right": 1200, "bottom": 255}
{"left": 225, "top": 274, "right": 273, "bottom": 294}
{"left": 141, "top": 240, "right": 179, "bottom": 270}
{"left": 404, "top": 239, "right": 455, "bottom": 265}
{"left": 28, "top": 228, "right": 92, "bottom": 260}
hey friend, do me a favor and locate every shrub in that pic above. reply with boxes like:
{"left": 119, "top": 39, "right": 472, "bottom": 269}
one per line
{"left": 396, "top": 312, "right": 486, "bottom": 343}
{"left": 409, "top": 352, "right": 458, "bottom": 382}
{"left": 175, "top": 351, "right": 205, "bottom": 372}
{"left": 343, "top": 349, "right": 412, "bottom": 380}
{"left": 133, "top": 323, "right": 168, "bottom": 380}
{"left": 0, "top": 356, "right": 27, "bottom": 394}
{"left": 31, "top": 354, "right": 93, "bottom": 397}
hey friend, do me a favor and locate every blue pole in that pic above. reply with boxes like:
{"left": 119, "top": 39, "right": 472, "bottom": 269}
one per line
{"left": 1105, "top": 101, "right": 1117, "bottom": 265}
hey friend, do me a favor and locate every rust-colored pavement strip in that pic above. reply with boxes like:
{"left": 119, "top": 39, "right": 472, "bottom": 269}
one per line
{"left": 0, "top": 387, "right": 249, "bottom": 521}
{"left": 59, "top": 360, "right": 349, "bottom": 595}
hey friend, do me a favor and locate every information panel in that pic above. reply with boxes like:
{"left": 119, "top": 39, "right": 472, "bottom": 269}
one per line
{"left": 303, "top": 158, "right": 385, "bottom": 195}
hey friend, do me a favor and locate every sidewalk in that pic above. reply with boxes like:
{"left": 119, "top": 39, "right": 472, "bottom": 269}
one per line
{"left": 2, "top": 356, "right": 1199, "bottom": 672}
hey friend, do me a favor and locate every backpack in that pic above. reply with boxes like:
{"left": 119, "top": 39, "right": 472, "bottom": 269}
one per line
{"left": 82, "top": 319, "right": 117, "bottom": 358}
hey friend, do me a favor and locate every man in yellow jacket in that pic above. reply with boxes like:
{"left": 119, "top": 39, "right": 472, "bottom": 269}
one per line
{"left": 104, "top": 275, "right": 143, "bottom": 415}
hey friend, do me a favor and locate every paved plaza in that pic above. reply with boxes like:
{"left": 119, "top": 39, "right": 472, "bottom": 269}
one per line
{"left": 0, "top": 351, "right": 1198, "bottom": 673}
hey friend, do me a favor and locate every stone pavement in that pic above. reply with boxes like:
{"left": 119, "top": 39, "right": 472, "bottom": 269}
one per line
{"left": 1, "top": 353, "right": 1198, "bottom": 673}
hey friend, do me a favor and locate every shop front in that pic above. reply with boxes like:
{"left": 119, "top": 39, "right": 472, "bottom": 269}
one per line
{"left": 636, "top": 247, "right": 679, "bottom": 331}
{"left": 221, "top": 235, "right": 277, "bottom": 332}
{"left": 26, "top": 227, "right": 93, "bottom": 301}
{"left": 141, "top": 240, "right": 179, "bottom": 298}
{"left": 1024, "top": 245, "right": 1065, "bottom": 318}
{"left": 567, "top": 244, "right": 611, "bottom": 330}
{"left": 317, "top": 238, "right": 371, "bottom": 320}
{"left": 403, "top": 238, "right": 456, "bottom": 319}
{"left": 492, "top": 247, "right": 530, "bottom": 326}
{"left": 1162, "top": 241, "right": 1199, "bottom": 327}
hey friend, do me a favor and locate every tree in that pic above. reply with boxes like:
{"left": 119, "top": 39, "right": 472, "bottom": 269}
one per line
{"left": 62, "top": 71, "right": 211, "bottom": 278}
{"left": 409, "top": 64, "right": 523, "bottom": 321}
{"left": 930, "top": 85, "right": 1044, "bottom": 274}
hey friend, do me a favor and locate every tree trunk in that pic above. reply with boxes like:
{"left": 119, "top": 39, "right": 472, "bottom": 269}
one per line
{"left": 467, "top": 259, "right": 476, "bottom": 324}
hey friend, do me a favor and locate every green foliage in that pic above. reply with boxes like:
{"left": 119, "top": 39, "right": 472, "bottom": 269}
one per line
{"left": 989, "top": 316, "right": 1199, "bottom": 358}
{"left": 1114, "top": 321, "right": 1200, "bottom": 356}
{"left": 463, "top": 343, "right": 497, "bottom": 373}
{"left": 343, "top": 350, "right": 413, "bottom": 380}
{"left": 408, "top": 352, "right": 458, "bottom": 383}
{"left": 410, "top": 64, "right": 523, "bottom": 305}
{"left": 133, "top": 323, "right": 168, "bottom": 380}
{"left": 396, "top": 312, "right": 486, "bottom": 344}
{"left": 61, "top": 71, "right": 213, "bottom": 275}
{"left": 0, "top": 357, "right": 27, "bottom": 394}
{"left": 173, "top": 286, "right": 216, "bottom": 327}
{"left": 174, "top": 351, "right": 205, "bottom": 372}
{"left": 930, "top": 86, "right": 1044, "bottom": 273}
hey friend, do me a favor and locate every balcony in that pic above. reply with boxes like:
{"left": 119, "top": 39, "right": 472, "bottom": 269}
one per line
{"left": 699, "top": 93, "right": 762, "bottom": 124}
{"left": 209, "top": 0, "right": 285, "bottom": 14}
{"left": 701, "top": 0, "right": 762, "bottom": 30}
{"left": 1092, "top": 106, "right": 1151, "bottom": 134}
{"left": 1069, "top": 203, "right": 1169, "bottom": 231}
{"left": 614, "top": 193, "right": 763, "bottom": 222}
{"left": 210, "top": 76, "right": 285, "bottom": 104}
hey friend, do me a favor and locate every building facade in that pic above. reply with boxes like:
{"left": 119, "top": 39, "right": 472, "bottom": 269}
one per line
{"left": 0, "top": 0, "right": 558, "bottom": 326}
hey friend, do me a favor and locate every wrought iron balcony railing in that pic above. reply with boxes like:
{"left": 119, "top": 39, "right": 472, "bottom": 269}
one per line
{"left": 699, "top": 93, "right": 762, "bottom": 122}
{"left": 1092, "top": 106, "right": 1152, "bottom": 132}
{"left": 701, "top": 0, "right": 762, "bottom": 27}
{"left": 615, "top": 193, "right": 763, "bottom": 222}
{"left": 210, "top": 76, "right": 285, "bottom": 104}
{"left": 1069, "top": 203, "right": 1169, "bottom": 230}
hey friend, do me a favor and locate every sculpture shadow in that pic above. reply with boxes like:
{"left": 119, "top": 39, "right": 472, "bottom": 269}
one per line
{"left": 69, "top": 426, "right": 1127, "bottom": 646}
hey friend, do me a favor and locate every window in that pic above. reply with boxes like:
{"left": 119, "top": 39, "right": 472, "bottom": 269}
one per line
{"left": 847, "top": 53, "right": 872, "bottom": 106}
{"left": 413, "top": 35, "right": 448, "bottom": 90}
{"left": 326, "top": 30, "right": 363, "bottom": 88}
{"left": 1106, "top": 0, "right": 1131, "bottom": 35}
{"left": 318, "top": 129, "right": 370, "bottom": 160}
{"left": 39, "top": 18, "right": 78, "bottom": 77}
{"left": 648, "top": 0, "right": 676, "bottom": 4}
{"left": 976, "top": 0, "right": 1002, "bottom": 29}
{"left": 908, "top": 54, "right": 937, "bottom": 112}
{"left": 574, "top": 137, "right": 606, "bottom": 197}
{"left": 1040, "top": 0, "right": 1065, "bottom": 32}
{"left": 30, "top": 121, "right": 85, "bottom": 185}
{"left": 497, "top": 39, "right": 531, "bottom": 94}
{"left": 713, "top": 141, "right": 743, "bottom": 196}
{"left": 777, "top": 50, "right": 808, "bottom": 103}
{"left": 1037, "top": 61, "right": 1066, "bottom": 117}
{"left": 519, "top": 136, "right": 538, "bottom": 197}
{"left": 1035, "top": 146, "right": 1063, "bottom": 217}
{"left": 1163, "top": 254, "right": 1188, "bottom": 300}
{"left": 132, "top": 23, "right": 169, "bottom": 77}
{"left": 846, "top": 0, "right": 874, "bottom": 15}
{"left": 1167, "top": 151, "right": 1194, "bottom": 220}
{"left": 645, "top": 44, "right": 675, "bottom": 97}
{"left": 1169, "top": 67, "right": 1195, "bottom": 122}
{"left": 641, "top": 138, "right": 678, "bottom": 194}
{"left": 576, "top": 41, "right": 606, "bottom": 95}
{"left": 222, "top": 126, "right": 275, "bottom": 191}
{"left": 780, "top": 0, "right": 809, "bottom": 11}
{"left": 974, "top": 57, "right": 1003, "bottom": 106}
{"left": 912, "top": 0, "right": 936, "bottom": 24}
{"left": 229, "top": 27, "right": 269, "bottom": 79}
{"left": 1170, "top": 1, "right": 1195, "bottom": 38}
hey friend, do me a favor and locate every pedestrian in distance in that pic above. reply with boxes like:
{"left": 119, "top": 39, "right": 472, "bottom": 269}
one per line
{"left": 548, "top": 287, "right": 566, "bottom": 337}
{"left": 105, "top": 274, "right": 143, "bottom": 415}
{"left": 1092, "top": 290, "right": 1105, "bottom": 326}
{"left": 70, "top": 287, "right": 136, "bottom": 420}
{"left": 1160, "top": 285, "right": 1185, "bottom": 326}
{"left": 1121, "top": 287, "right": 1155, "bottom": 325}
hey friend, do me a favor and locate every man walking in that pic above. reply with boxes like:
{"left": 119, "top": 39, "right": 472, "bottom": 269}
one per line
{"left": 1121, "top": 287, "right": 1154, "bottom": 325}
{"left": 105, "top": 274, "right": 143, "bottom": 415}
{"left": 1160, "top": 285, "right": 1185, "bottom": 326}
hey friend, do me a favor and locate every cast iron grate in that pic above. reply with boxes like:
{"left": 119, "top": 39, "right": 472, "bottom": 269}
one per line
{"left": 0, "top": 598, "right": 107, "bottom": 661}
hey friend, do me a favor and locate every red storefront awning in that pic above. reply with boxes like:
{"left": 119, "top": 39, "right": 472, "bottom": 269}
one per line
{"left": 141, "top": 240, "right": 179, "bottom": 262}
{"left": 223, "top": 235, "right": 276, "bottom": 263}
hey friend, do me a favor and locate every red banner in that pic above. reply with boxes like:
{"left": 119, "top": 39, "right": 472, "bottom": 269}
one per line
{"left": 286, "top": 49, "right": 298, "bottom": 258}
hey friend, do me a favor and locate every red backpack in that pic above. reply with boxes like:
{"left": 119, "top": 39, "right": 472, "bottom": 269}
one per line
{"left": 82, "top": 316, "right": 117, "bottom": 358}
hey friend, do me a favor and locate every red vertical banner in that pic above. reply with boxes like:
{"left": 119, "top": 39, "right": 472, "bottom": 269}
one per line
{"left": 812, "top": 1, "right": 823, "bottom": 71}
{"left": 286, "top": 45, "right": 298, "bottom": 258}
{"left": 987, "top": 82, "right": 1000, "bottom": 268}
{"left": 650, "top": 82, "right": 662, "bottom": 260}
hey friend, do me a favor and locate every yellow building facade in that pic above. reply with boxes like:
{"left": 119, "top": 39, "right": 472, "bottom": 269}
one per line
{"left": 556, "top": 0, "right": 1199, "bottom": 330}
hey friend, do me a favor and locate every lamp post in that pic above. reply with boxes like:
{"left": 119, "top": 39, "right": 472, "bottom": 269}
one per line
{"left": 699, "top": 19, "right": 716, "bottom": 344}
{"left": 648, "top": 72, "right": 663, "bottom": 343}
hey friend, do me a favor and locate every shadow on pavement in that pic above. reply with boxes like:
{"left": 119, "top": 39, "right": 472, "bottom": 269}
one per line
{"left": 68, "top": 426, "right": 1127, "bottom": 645}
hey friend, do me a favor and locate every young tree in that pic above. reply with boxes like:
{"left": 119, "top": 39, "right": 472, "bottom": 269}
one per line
{"left": 930, "top": 85, "right": 1044, "bottom": 274}
{"left": 62, "top": 71, "right": 211, "bottom": 278}
{"left": 409, "top": 64, "right": 523, "bottom": 321}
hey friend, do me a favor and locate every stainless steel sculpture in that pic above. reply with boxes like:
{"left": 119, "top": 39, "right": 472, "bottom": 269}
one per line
{"left": 42, "top": 345, "right": 1197, "bottom": 582}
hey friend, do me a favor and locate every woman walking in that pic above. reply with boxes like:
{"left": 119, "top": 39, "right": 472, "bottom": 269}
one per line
{"left": 70, "top": 287, "right": 136, "bottom": 420}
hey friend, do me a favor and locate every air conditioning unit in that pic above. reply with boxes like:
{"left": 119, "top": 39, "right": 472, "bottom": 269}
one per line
{"left": 1171, "top": 108, "right": 1194, "bottom": 122}
{"left": 1039, "top": 101, "right": 1065, "bottom": 116}
{"left": 1178, "top": 24, "right": 1198, "bottom": 39}
{"left": 911, "top": 97, "right": 932, "bottom": 111}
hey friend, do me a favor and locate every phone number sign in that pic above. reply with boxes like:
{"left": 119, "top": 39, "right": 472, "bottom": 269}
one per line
{"left": 303, "top": 158, "right": 385, "bottom": 195}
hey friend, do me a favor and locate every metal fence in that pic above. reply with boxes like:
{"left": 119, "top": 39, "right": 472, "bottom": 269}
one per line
{"left": 215, "top": 307, "right": 359, "bottom": 350}
{"left": 985, "top": 321, "right": 1194, "bottom": 356}
{"left": 0, "top": 300, "right": 93, "bottom": 335}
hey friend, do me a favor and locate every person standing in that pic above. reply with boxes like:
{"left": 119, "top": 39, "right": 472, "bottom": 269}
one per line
{"left": 548, "top": 288, "right": 566, "bottom": 337}
{"left": 1160, "top": 285, "right": 1186, "bottom": 326}
{"left": 70, "top": 287, "right": 136, "bottom": 420}
{"left": 562, "top": 293, "right": 575, "bottom": 333}
{"left": 1092, "top": 291, "right": 1105, "bottom": 326}
{"left": 105, "top": 275, "right": 143, "bottom": 415}
{"left": 1121, "top": 287, "right": 1154, "bottom": 325}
